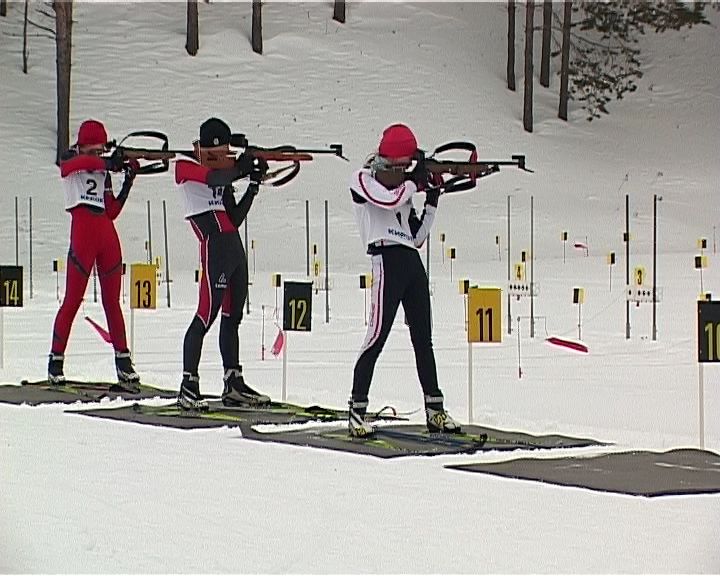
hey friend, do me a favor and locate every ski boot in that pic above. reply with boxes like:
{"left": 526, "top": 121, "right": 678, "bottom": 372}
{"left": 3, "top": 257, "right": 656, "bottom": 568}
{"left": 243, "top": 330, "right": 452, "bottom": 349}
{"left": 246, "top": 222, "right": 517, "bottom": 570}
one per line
{"left": 348, "top": 399, "right": 375, "bottom": 438}
{"left": 425, "top": 394, "right": 462, "bottom": 434}
{"left": 47, "top": 353, "right": 66, "bottom": 385}
{"left": 114, "top": 350, "right": 141, "bottom": 394}
{"left": 221, "top": 367, "right": 270, "bottom": 406}
{"left": 177, "top": 373, "right": 209, "bottom": 412}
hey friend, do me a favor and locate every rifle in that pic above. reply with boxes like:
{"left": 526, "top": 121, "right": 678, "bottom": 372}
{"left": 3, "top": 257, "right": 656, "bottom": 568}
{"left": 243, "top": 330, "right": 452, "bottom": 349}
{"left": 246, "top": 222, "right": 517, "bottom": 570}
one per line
{"left": 107, "top": 131, "right": 347, "bottom": 186}
{"left": 422, "top": 142, "right": 533, "bottom": 194}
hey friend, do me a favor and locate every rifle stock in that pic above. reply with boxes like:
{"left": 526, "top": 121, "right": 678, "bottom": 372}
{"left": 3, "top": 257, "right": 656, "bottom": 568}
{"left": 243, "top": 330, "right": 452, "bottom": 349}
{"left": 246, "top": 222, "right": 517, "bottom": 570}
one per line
{"left": 425, "top": 154, "right": 531, "bottom": 176}
{"left": 426, "top": 160, "right": 498, "bottom": 177}
{"left": 109, "top": 131, "right": 347, "bottom": 182}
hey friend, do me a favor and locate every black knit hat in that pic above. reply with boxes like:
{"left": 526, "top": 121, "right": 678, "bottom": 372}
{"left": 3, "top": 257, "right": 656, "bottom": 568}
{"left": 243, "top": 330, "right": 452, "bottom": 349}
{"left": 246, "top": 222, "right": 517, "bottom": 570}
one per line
{"left": 199, "top": 117, "right": 231, "bottom": 147}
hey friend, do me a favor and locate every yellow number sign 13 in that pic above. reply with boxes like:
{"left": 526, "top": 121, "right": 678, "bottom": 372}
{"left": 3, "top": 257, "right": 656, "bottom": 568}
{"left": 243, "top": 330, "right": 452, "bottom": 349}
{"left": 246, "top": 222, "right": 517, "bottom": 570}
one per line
{"left": 130, "top": 263, "right": 157, "bottom": 310}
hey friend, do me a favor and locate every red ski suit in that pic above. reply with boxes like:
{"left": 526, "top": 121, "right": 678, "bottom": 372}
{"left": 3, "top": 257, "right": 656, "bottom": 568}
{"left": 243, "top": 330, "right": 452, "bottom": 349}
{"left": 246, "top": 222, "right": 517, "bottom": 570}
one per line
{"left": 51, "top": 153, "right": 131, "bottom": 354}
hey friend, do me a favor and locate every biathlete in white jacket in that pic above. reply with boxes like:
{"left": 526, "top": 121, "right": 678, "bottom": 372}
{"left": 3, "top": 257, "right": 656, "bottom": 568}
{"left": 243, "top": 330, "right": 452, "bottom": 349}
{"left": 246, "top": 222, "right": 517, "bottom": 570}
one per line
{"left": 347, "top": 123, "right": 461, "bottom": 438}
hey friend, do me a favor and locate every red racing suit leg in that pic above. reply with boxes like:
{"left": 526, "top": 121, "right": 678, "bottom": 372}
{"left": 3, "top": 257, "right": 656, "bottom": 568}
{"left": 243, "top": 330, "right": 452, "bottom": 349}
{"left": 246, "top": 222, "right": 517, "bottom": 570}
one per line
{"left": 51, "top": 207, "right": 127, "bottom": 354}
{"left": 95, "top": 216, "right": 128, "bottom": 352}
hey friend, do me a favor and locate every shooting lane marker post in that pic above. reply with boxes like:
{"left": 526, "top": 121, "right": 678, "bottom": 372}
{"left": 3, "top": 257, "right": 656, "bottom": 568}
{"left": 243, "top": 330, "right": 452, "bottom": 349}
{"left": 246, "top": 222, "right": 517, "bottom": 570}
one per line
{"left": 608, "top": 252, "right": 616, "bottom": 292}
{"left": 251, "top": 239, "right": 256, "bottom": 279}
{"left": 0, "top": 265, "right": 23, "bottom": 369}
{"left": 561, "top": 230, "right": 568, "bottom": 263}
{"left": 573, "top": 287, "right": 585, "bottom": 340}
{"left": 14, "top": 197, "right": 19, "bottom": 266}
{"left": 459, "top": 279, "right": 470, "bottom": 332}
{"left": 28, "top": 198, "right": 33, "bottom": 300}
{"left": 129, "top": 263, "right": 157, "bottom": 361}
{"left": 146, "top": 200, "right": 152, "bottom": 264}
{"left": 695, "top": 255, "right": 708, "bottom": 294}
{"left": 162, "top": 200, "right": 172, "bottom": 308}
{"left": 324, "top": 199, "right": 330, "bottom": 324}
{"left": 360, "top": 273, "right": 372, "bottom": 325}
{"left": 282, "top": 281, "right": 312, "bottom": 402}
{"left": 52, "top": 258, "right": 64, "bottom": 303}
{"left": 466, "top": 286, "right": 502, "bottom": 424}
{"left": 244, "top": 215, "right": 250, "bottom": 315}
{"left": 696, "top": 298, "right": 720, "bottom": 449}
{"left": 272, "top": 273, "right": 282, "bottom": 313}
{"left": 447, "top": 247, "right": 456, "bottom": 283}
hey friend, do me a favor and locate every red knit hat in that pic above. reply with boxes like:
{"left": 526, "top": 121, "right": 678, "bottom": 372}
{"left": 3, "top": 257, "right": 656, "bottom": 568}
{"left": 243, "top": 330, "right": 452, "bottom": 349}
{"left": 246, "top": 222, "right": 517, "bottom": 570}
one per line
{"left": 77, "top": 120, "right": 108, "bottom": 147}
{"left": 378, "top": 124, "right": 418, "bottom": 160}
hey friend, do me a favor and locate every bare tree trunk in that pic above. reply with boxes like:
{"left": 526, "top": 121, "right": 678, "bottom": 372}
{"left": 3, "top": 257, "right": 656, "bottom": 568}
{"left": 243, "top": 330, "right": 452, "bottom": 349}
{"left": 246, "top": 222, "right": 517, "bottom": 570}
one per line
{"left": 540, "top": 0, "right": 552, "bottom": 87}
{"left": 251, "top": 0, "right": 262, "bottom": 55}
{"left": 558, "top": 0, "right": 572, "bottom": 121}
{"left": 22, "top": 0, "right": 29, "bottom": 73}
{"left": 0, "top": 0, "right": 7, "bottom": 17}
{"left": 333, "top": 0, "right": 345, "bottom": 24}
{"left": 55, "top": 0, "right": 72, "bottom": 164}
{"left": 523, "top": 0, "right": 534, "bottom": 132}
{"left": 507, "top": 0, "right": 516, "bottom": 91}
{"left": 186, "top": 0, "right": 198, "bottom": 56}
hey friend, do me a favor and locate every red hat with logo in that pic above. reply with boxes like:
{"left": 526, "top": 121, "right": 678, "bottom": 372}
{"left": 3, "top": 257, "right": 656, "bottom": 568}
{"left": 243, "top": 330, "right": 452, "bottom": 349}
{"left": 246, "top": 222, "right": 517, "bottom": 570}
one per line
{"left": 378, "top": 123, "right": 418, "bottom": 160}
{"left": 76, "top": 120, "right": 109, "bottom": 147}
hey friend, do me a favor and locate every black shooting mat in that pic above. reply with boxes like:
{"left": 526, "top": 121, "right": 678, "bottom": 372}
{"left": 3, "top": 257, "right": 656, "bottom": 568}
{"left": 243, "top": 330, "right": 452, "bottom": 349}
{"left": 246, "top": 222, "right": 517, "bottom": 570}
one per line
{"left": 69, "top": 400, "right": 406, "bottom": 430}
{"left": 240, "top": 423, "right": 604, "bottom": 459}
{"left": 0, "top": 379, "right": 177, "bottom": 405}
{"left": 445, "top": 448, "right": 720, "bottom": 497}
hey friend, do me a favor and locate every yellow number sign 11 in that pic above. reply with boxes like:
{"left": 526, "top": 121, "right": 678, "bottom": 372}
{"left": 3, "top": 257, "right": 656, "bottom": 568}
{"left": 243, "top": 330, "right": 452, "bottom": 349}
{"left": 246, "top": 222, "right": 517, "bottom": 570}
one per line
{"left": 467, "top": 287, "right": 502, "bottom": 344}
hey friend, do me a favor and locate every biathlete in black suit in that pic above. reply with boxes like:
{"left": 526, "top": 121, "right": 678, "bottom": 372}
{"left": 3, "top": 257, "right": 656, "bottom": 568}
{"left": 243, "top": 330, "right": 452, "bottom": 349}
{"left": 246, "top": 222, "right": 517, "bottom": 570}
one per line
{"left": 175, "top": 117, "right": 270, "bottom": 411}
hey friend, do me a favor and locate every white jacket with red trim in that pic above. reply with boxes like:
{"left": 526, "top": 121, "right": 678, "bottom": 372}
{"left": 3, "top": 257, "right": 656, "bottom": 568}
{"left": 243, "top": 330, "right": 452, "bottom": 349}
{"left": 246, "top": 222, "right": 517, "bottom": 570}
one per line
{"left": 349, "top": 168, "right": 435, "bottom": 251}
{"left": 60, "top": 153, "right": 109, "bottom": 212}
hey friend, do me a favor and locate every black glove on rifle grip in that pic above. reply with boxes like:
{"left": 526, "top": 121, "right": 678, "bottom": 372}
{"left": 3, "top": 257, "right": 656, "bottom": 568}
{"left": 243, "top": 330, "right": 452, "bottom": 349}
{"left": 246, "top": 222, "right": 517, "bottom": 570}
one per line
{"left": 425, "top": 188, "right": 441, "bottom": 207}
{"left": 409, "top": 150, "right": 429, "bottom": 190}
{"left": 235, "top": 153, "right": 255, "bottom": 177}
{"left": 249, "top": 156, "right": 269, "bottom": 184}
{"left": 104, "top": 148, "right": 125, "bottom": 172}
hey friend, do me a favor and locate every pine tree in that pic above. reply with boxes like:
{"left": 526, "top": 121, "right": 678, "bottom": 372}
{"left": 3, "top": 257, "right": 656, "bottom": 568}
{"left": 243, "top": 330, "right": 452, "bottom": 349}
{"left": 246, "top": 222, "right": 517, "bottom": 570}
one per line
{"left": 55, "top": 0, "right": 72, "bottom": 164}
{"left": 560, "top": 1, "right": 708, "bottom": 121}
{"left": 186, "top": 0, "right": 198, "bottom": 56}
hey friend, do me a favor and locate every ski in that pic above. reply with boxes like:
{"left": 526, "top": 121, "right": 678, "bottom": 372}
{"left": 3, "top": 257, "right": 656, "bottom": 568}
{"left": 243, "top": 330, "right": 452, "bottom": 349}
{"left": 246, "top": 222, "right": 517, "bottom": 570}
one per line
{"left": 372, "top": 428, "right": 489, "bottom": 449}
{"left": 130, "top": 400, "right": 407, "bottom": 424}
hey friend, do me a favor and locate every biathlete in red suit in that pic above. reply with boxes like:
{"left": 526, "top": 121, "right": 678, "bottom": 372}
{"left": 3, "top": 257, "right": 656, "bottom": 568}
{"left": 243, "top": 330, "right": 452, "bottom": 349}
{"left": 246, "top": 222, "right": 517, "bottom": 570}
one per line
{"left": 175, "top": 117, "right": 270, "bottom": 411}
{"left": 48, "top": 119, "right": 141, "bottom": 391}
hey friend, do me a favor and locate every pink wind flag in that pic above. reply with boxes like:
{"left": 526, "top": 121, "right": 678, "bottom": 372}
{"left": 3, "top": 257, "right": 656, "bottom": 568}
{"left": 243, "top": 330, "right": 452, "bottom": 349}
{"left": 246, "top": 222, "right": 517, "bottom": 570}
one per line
{"left": 271, "top": 328, "right": 285, "bottom": 357}
{"left": 85, "top": 316, "right": 112, "bottom": 344}
{"left": 546, "top": 336, "right": 588, "bottom": 353}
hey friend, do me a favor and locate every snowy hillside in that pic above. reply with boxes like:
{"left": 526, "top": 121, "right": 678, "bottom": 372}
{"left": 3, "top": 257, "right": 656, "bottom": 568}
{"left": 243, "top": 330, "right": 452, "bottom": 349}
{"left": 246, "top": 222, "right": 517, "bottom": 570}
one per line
{"left": 1, "top": 2, "right": 719, "bottom": 573}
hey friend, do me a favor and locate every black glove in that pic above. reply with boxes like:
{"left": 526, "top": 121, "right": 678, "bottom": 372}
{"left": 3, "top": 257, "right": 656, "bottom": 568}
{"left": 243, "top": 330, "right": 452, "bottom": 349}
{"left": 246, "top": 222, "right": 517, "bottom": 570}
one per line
{"left": 249, "top": 156, "right": 269, "bottom": 184}
{"left": 104, "top": 148, "right": 125, "bottom": 172}
{"left": 425, "top": 188, "right": 441, "bottom": 208}
{"left": 408, "top": 150, "right": 428, "bottom": 190}
{"left": 234, "top": 153, "right": 255, "bottom": 177}
{"left": 124, "top": 159, "right": 140, "bottom": 181}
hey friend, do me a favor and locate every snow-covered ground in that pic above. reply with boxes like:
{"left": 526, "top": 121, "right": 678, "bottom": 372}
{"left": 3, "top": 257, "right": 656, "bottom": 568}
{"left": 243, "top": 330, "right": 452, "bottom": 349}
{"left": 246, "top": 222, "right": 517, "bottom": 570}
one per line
{"left": 1, "top": 2, "right": 719, "bottom": 572}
